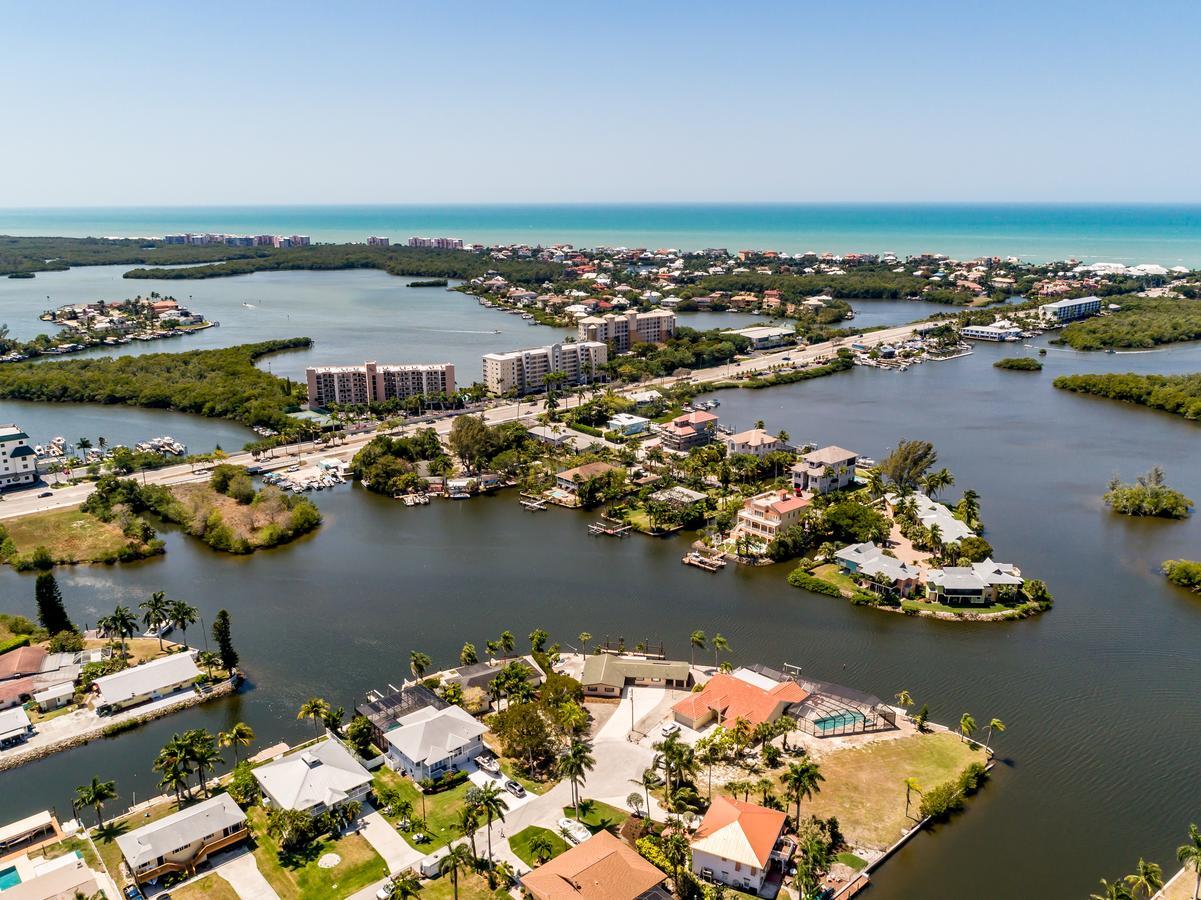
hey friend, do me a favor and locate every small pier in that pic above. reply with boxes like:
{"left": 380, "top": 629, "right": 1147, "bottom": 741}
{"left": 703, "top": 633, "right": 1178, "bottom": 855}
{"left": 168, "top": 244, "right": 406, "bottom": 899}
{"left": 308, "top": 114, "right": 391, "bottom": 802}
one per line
{"left": 682, "top": 551, "right": 727, "bottom": 571}
{"left": 519, "top": 492, "right": 548, "bottom": 511}
{"left": 588, "top": 522, "right": 632, "bottom": 537}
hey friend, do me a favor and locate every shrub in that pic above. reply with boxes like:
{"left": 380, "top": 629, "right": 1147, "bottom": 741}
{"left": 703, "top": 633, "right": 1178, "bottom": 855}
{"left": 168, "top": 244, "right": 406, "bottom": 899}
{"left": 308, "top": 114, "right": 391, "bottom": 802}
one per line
{"left": 636, "top": 836, "right": 673, "bottom": 873}
{"left": 0, "top": 635, "right": 32, "bottom": 655}
{"left": 1163, "top": 559, "right": 1201, "bottom": 593}
{"left": 787, "top": 568, "right": 843, "bottom": 597}
{"left": 918, "top": 781, "right": 964, "bottom": 820}
{"left": 227, "top": 762, "right": 261, "bottom": 805}
{"left": 48, "top": 630, "right": 84, "bottom": 653}
{"left": 957, "top": 761, "right": 989, "bottom": 796}
{"left": 102, "top": 719, "right": 142, "bottom": 738}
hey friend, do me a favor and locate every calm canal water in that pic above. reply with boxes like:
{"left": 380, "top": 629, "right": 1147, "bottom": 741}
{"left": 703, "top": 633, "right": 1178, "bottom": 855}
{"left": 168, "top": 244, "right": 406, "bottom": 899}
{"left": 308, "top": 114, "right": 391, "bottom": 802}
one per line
{"left": 1, "top": 286, "right": 1200, "bottom": 896}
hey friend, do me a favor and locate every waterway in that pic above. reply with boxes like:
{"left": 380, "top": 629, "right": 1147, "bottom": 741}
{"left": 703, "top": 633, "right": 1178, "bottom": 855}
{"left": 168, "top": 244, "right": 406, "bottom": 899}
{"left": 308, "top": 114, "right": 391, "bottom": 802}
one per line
{"left": 1, "top": 329, "right": 1199, "bottom": 898}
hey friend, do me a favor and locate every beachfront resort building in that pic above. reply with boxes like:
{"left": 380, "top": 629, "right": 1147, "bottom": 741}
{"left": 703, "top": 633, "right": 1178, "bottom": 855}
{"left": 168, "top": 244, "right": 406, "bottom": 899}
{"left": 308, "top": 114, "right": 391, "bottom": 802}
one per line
{"left": 305, "top": 361, "right": 456, "bottom": 407}
{"left": 522, "top": 831, "right": 669, "bottom": 900}
{"left": 253, "top": 739, "right": 372, "bottom": 816}
{"left": 382, "top": 704, "right": 488, "bottom": 780}
{"left": 90, "top": 651, "right": 201, "bottom": 714}
{"left": 721, "top": 428, "right": 789, "bottom": 459}
{"left": 577, "top": 309, "right": 676, "bottom": 352}
{"left": 482, "top": 341, "right": 607, "bottom": 395}
{"left": 734, "top": 489, "right": 810, "bottom": 545}
{"left": 690, "top": 796, "right": 791, "bottom": 895}
{"left": 672, "top": 668, "right": 807, "bottom": 731}
{"left": 659, "top": 410, "right": 718, "bottom": 451}
{"left": 116, "top": 794, "right": 248, "bottom": 886}
{"left": 580, "top": 654, "right": 692, "bottom": 698}
{"left": 790, "top": 446, "right": 858, "bottom": 495}
{"left": 1039, "top": 295, "right": 1102, "bottom": 324}
{"left": 0, "top": 425, "right": 38, "bottom": 489}
{"left": 721, "top": 325, "right": 796, "bottom": 351}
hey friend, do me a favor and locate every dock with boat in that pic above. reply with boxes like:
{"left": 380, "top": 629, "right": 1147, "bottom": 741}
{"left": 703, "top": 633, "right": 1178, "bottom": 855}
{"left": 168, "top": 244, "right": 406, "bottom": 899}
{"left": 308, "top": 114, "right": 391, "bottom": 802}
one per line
{"left": 682, "top": 550, "right": 727, "bottom": 571}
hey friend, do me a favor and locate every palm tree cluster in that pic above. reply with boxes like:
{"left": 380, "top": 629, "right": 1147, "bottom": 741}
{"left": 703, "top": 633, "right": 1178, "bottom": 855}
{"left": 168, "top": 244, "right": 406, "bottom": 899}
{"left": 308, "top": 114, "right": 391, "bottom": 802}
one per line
{"left": 153, "top": 727, "right": 232, "bottom": 801}
{"left": 1093, "top": 824, "right": 1201, "bottom": 900}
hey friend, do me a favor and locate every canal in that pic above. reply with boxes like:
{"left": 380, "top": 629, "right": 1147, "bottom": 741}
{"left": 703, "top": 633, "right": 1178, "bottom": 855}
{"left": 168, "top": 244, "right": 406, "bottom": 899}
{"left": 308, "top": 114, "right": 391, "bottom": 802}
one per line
{"left": 1, "top": 307, "right": 1200, "bottom": 897}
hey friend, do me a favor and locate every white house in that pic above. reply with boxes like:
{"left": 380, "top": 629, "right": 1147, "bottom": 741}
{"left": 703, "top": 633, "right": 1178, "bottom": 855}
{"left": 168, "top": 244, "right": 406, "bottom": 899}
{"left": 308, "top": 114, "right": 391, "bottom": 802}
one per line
{"left": 721, "top": 428, "right": 789, "bottom": 459}
{"left": 91, "top": 651, "right": 201, "bottom": 713}
{"left": 0, "top": 425, "right": 38, "bottom": 489}
{"left": 116, "top": 794, "right": 247, "bottom": 886}
{"left": 253, "top": 739, "right": 372, "bottom": 817}
{"left": 383, "top": 704, "right": 487, "bottom": 781}
{"left": 690, "top": 796, "right": 789, "bottom": 895}
{"left": 606, "top": 413, "right": 651, "bottom": 436}
{"left": 926, "top": 559, "right": 1023, "bottom": 606}
{"left": 790, "top": 446, "right": 858, "bottom": 494}
{"left": 0, "top": 706, "right": 33, "bottom": 749}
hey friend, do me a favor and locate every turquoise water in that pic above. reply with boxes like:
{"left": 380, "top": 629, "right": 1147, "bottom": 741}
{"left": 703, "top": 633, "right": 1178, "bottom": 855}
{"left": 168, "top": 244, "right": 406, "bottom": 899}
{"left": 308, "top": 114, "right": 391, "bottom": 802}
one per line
{"left": 4, "top": 204, "right": 1201, "bottom": 265}
{"left": 0, "top": 866, "right": 20, "bottom": 891}
{"left": 814, "top": 710, "right": 868, "bottom": 732}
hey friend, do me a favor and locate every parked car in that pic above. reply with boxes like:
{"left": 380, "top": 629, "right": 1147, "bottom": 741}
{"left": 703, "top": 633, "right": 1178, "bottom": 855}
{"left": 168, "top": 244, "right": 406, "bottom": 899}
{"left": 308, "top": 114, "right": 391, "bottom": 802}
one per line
{"left": 504, "top": 779, "right": 526, "bottom": 798}
{"left": 660, "top": 721, "right": 681, "bottom": 736}
{"left": 557, "top": 817, "right": 592, "bottom": 845}
{"left": 123, "top": 887, "right": 145, "bottom": 900}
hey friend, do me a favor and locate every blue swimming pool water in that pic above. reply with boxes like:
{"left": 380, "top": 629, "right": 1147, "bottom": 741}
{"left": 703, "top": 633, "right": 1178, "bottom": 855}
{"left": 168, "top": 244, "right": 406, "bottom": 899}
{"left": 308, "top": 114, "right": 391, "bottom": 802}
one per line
{"left": 814, "top": 710, "right": 868, "bottom": 732}
{"left": 0, "top": 865, "right": 22, "bottom": 891}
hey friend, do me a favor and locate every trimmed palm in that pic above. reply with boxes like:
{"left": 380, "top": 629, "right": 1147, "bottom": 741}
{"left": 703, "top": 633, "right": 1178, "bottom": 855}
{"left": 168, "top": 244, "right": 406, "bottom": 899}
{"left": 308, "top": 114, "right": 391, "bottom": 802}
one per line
{"left": 712, "top": 633, "right": 730, "bottom": 668}
{"left": 1124, "top": 858, "right": 1163, "bottom": 898}
{"left": 384, "top": 869, "right": 421, "bottom": 899}
{"left": 959, "top": 713, "right": 977, "bottom": 744}
{"left": 75, "top": 777, "right": 117, "bottom": 828}
{"left": 558, "top": 740, "right": 597, "bottom": 817}
{"left": 470, "top": 781, "right": 509, "bottom": 872}
{"left": 410, "top": 650, "right": 432, "bottom": 679}
{"left": 903, "top": 777, "right": 921, "bottom": 819}
{"left": 689, "top": 630, "right": 706, "bottom": 666}
{"left": 528, "top": 831, "right": 554, "bottom": 863}
{"left": 107, "top": 605, "right": 138, "bottom": 659}
{"left": 983, "top": 717, "right": 1005, "bottom": 751}
{"left": 1177, "top": 823, "right": 1201, "bottom": 900}
{"left": 781, "top": 760, "right": 824, "bottom": 825}
{"left": 218, "top": 722, "right": 255, "bottom": 764}
{"left": 297, "top": 697, "right": 331, "bottom": 735}
{"left": 139, "top": 591, "right": 170, "bottom": 650}
{"left": 167, "top": 599, "right": 198, "bottom": 649}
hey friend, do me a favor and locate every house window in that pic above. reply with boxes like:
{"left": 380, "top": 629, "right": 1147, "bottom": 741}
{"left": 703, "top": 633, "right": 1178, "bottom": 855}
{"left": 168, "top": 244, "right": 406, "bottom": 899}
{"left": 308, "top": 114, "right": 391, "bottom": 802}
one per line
{"left": 734, "top": 862, "right": 741, "bottom": 872}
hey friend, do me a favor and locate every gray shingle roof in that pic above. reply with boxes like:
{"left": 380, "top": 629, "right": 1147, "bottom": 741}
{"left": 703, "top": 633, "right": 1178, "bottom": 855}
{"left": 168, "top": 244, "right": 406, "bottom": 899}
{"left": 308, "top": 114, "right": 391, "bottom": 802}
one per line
{"left": 116, "top": 794, "right": 245, "bottom": 870}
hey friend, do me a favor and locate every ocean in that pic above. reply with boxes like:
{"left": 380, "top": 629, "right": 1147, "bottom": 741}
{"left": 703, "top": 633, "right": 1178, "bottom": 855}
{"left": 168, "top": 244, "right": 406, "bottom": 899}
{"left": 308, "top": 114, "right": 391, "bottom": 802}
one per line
{"left": 4, "top": 204, "right": 1201, "bottom": 266}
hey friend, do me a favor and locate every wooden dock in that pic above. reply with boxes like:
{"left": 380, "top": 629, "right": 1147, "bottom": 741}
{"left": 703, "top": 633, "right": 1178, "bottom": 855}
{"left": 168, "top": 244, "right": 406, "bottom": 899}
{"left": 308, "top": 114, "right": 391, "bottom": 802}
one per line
{"left": 519, "top": 492, "right": 548, "bottom": 511}
{"left": 682, "top": 551, "right": 726, "bottom": 571}
{"left": 588, "top": 522, "right": 632, "bottom": 537}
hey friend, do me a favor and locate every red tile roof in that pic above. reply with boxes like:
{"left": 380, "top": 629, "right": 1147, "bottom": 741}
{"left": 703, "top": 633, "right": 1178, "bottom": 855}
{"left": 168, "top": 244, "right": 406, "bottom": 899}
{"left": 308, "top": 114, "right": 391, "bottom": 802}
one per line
{"left": 672, "top": 672, "right": 807, "bottom": 728}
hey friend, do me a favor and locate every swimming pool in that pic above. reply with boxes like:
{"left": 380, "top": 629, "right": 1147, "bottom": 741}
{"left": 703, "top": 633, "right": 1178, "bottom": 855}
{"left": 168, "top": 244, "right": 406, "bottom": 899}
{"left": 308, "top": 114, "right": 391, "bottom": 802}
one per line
{"left": 814, "top": 710, "right": 867, "bottom": 733}
{"left": 0, "top": 866, "right": 21, "bottom": 891}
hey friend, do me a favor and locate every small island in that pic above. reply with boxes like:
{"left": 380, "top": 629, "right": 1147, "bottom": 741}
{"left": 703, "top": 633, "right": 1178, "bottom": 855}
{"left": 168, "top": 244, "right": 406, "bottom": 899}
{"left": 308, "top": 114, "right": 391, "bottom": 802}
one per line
{"left": 407, "top": 278, "right": 448, "bottom": 287}
{"left": 1104, "top": 467, "right": 1193, "bottom": 519}
{"left": 1163, "top": 559, "right": 1201, "bottom": 593}
{"left": 1054, "top": 372, "right": 1201, "bottom": 422}
{"left": 993, "top": 357, "right": 1042, "bottom": 371}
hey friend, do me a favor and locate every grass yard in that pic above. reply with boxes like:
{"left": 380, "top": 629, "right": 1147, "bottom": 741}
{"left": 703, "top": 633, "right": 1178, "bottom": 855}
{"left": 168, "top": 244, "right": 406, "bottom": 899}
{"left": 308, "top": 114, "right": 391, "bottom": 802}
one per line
{"left": 562, "top": 800, "right": 629, "bottom": 834}
{"left": 247, "top": 807, "right": 387, "bottom": 900}
{"left": 836, "top": 851, "right": 868, "bottom": 871}
{"left": 788, "top": 732, "right": 985, "bottom": 851}
{"left": 169, "top": 873, "right": 242, "bottom": 900}
{"left": 419, "top": 869, "right": 511, "bottom": 899}
{"left": 372, "top": 767, "right": 476, "bottom": 852}
{"left": 28, "top": 834, "right": 102, "bottom": 871}
{"left": 509, "top": 825, "right": 569, "bottom": 868}
{"left": 85, "top": 636, "right": 176, "bottom": 666}
{"left": 498, "top": 757, "right": 548, "bottom": 796}
{"left": 1, "top": 507, "right": 150, "bottom": 565}
{"left": 93, "top": 797, "right": 183, "bottom": 883}
{"left": 811, "top": 564, "right": 860, "bottom": 595}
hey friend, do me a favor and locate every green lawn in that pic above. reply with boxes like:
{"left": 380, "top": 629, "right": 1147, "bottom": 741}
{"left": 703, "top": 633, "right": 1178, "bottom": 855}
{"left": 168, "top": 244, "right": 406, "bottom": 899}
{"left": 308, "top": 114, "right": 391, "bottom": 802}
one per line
{"left": 372, "top": 767, "right": 476, "bottom": 852}
{"left": 836, "top": 851, "right": 868, "bottom": 871}
{"left": 811, "top": 563, "right": 860, "bottom": 594}
{"left": 498, "top": 757, "right": 548, "bottom": 796}
{"left": 509, "top": 825, "right": 569, "bottom": 868}
{"left": 247, "top": 807, "right": 387, "bottom": 900}
{"left": 29, "top": 834, "right": 101, "bottom": 871}
{"left": 785, "top": 732, "right": 986, "bottom": 851}
{"left": 419, "top": 870, "right": 511, "bottom": 899}
{"left": 561, "top": 800, "right": 629, "bottom": 834}
{"left": 169, "top": 873, "right": 242, "bottom": 900}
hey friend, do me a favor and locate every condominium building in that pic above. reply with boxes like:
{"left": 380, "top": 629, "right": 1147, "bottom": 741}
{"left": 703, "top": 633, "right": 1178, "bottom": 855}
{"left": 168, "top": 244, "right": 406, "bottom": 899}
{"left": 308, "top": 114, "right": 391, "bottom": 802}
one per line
{"left": 367, "top": 236, "right": 391, "bottom": 247}
{"left": 305, "top": 362, "right": 456, "bottom": 407}
{"left": 0, "top": 425, "right": 38, "bottom": 489}
{"left": 408, "top": 236, "right": 464, "bottom": 250}
{"left": 481, "top": 341, "right": 607, "bottom": 395}
{"left": 577, "top": 310, "right": 676, "bottom": 352}
{"left": 1039, "top": 295, "right": 1102, "bottom": 323}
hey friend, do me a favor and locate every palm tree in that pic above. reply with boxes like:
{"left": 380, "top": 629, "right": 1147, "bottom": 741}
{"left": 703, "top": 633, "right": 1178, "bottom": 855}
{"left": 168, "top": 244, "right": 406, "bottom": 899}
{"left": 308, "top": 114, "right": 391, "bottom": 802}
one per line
{"left": 926, "top": 523, "right": 944, "bottom": 561}
{"left": 577, "top": 632, "right": 592, "bottom": 655}
{"left": 1125, "top": 859, "right": 1163, "bottom": 898}
{"left": 184, "top": 729, "right": 222, "bottom": 798}
{"left": 382, "top": 869, "right": 421, "bottom": 899}
{"left": 1177, "top": 823, "right": 1201, "bottom": 900}
{"left": 440, "top": 844, "right": 475, "bottom": 899}
{"left": 688, "top": 630, "right": 706, "bottom": 667}
{"left": 528, "top": 831, "right": 554, "bottom": 863}
{"left": 781, "top": 760, "right": 824, "bottom": 825}
{"left": 895, "top": 690, "right": 913, "bottom": 718}
{"left": 139, "top": 591, "right": 170, "bottom": 651}
{"left": 410, "top": 650, "right": 432, "bottom": 679}
{"left": 471, "top": 781, "right": 509, "bottom": 872}
{"left": 157, "top": 764, "right": 190, "bottom": 805}
{"left": 903, "top": 777, "right": 922, "bottom": 819}
{"left": 956, "top": 488, "right": 981, "bottom": 527}
{"left": 297, "top": 697, "right": 331, "bottom": 735}
{"left": 754, "top": 776, "right": 775, "bottom": 805}
{"left": 218, "top": 722, "right": 254, "bottom": 765}
{"left": 983, "top": 717, "right": 1005, "bottom": 752}
{"left": 866, "top": 469, "right": 886, "bottom": 500}
{"left": 922, "top": 468, "right": 954, "bottom": 498}
{"left": 197, "top": 650, "right": 220, "bottom": 678}
{"left": 74, "top": 777, "right": 117, "bottom": 828}
{"left": 631, "top": 769, "right": 657, "bottom": 819}
{"left": 558, "top": 740, "right": 596, "bottom": 817}
{"left": 661, "top": 832, "right": 691, "bottom": 891}
{"left": 167, "top": 599, "right": 199, "bottom": 649}
{"left": 499, "top": 630, "right": 516, "bottom": 654}
{"left": 107, "top": 605, "right": 138, "bottom": 659}
{"left": 456, "top": 805, "right": 480, "bottom": 862}
{"left": 1090, "top": 878, "right": 1134, "bottom": 900}
{"left": 959, "top": 713, "right": 977, "bottom": 744}
{"left": 712, "top": 633, "right": 730, "bottom": 669}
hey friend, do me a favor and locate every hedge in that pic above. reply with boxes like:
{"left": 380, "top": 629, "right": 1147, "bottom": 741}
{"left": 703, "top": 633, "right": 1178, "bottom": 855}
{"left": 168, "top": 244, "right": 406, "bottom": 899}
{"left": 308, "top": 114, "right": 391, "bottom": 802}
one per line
{"left": 787, "top": 568, "right": 843, "bottom": 597}
{"left": 419, "top": 768, "right": 469, "bottom": 794}
{"left": 0, "top": 635, "right": 31, "bottom": 655}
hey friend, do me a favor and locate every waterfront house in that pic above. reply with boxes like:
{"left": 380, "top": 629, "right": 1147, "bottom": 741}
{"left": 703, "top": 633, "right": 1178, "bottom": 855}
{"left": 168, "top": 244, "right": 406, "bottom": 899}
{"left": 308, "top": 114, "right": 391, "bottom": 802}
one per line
{"left": 734, "top": 489, "right": 810, "bottom": 546}
{"left": 721, "top": 428, "right": 789, "bottom": 459}
{"left": 658, "top": 410, "right": 718, "bottom": 452}
{"left": 355, "top": 684, "right": 447, "bottom": 751}
{"left": 90, "top": 651, "right": 201, "bottom": 714}
{"left": 437, "top": 655, "right": 545, "bottom": 705}
{"left": 579, "top": 654, "right": 692, "bottom": 699}
{"left": 834, "top": 542, "right": 922, "bottom": 597}
{"left": 521, "top": 830, "right": 669, "bottom": 900}
{"left": 555, "top": 461, "right": 621, "bottom": 495}
{"left": 689, "top": 796, "right": 790, "bottom": 896}
{"left": 790, "top": 446, "right": 858, "bottom": 495}
{"left": 0, "top": 425, "right": 38, "bottom": 489}
{"left": 925, "top": 559, "right": 1023, "bottom": 606}
{"left": 672, "top": 668, "right": 807, "bottom": 731}
{"left": 253, "top": 739, "right": 372, "bottom": 817}
{"left": 0, "top": 706, "right": 33, "bottom": 749}
{"left": 116, "top": 794, "right": 247, "bottom": 886}
{"left": 888, "top": 492, "right": 976, "bottom": 545}
{"left": 0, "top": 852, "right": 103, "bottom": 900}
{"left": 32, "top": 681, "right": 74, "bottom": 712}
{"left": 626, "top": 389, "right": 665, "bottom": 412}
{"left": 607, "top": 413, "right": 652, "bottom": 436}
{"left": 648, "top": 485, "right": 708, "bottom": 511}
{"left": 382, "top": 704, "right": 487, "bottom": 781}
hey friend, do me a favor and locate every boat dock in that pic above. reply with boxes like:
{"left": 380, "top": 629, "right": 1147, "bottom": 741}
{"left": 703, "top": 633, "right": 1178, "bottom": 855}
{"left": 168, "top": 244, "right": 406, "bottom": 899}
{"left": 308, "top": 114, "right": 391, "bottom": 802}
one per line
{"left": 682, "top": 550, "right": 727, "bottom": 571}
{"left": 588, "top": 522, "right": 632, "bottom": 537}
{"left": 519, "top": 492, "right": 548, "bottom": 511}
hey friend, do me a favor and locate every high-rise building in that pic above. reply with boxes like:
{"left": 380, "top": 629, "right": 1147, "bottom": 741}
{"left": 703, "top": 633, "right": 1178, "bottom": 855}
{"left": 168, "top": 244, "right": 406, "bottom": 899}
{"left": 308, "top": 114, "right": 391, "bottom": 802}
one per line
{"left": 367, "top": 236, "right": 391, "bottom": 247}
{"left": 407, "top": 236, "right": 464, "bottom": 250}
{"left": 482, "top": 342, "right": 607, "bottom": 396}
{"left": 305, "top": 362, "right": 455, "bottom": 407}
{"left": 0, "top": 425, "right": 38, "bottom": 488}
{"left": 577, "top": 310, "right": 676, "bottom": 352}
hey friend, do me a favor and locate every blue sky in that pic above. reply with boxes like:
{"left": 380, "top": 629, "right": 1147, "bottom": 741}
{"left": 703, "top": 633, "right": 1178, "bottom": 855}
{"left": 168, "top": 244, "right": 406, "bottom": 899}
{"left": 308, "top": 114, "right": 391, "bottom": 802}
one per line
{"left": 3, "top": 0, "right": 1200, "bottom": 205}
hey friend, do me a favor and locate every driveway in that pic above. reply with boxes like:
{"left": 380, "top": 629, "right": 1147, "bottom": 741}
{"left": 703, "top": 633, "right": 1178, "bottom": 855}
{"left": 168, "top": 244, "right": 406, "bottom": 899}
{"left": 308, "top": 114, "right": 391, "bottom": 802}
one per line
{"left": 359, "top": 809, "right": 424, "bottom": 875}
{"left": 215, "top": 851, "right": 279, "bottom": 900}
{"left": 467, "top": 770, "right": 537, "bottom": 813}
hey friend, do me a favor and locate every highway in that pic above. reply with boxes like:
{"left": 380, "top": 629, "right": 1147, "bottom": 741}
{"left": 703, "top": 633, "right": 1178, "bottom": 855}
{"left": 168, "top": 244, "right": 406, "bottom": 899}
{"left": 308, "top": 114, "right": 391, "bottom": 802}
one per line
{"left": 0, "top": 322, "right": 930, "bottom": 522}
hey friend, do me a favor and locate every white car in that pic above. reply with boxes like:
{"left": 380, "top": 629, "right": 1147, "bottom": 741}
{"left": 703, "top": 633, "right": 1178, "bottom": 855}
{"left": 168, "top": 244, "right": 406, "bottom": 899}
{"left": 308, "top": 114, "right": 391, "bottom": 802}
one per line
{"left": 660, "top": 721, "right": 681, "bottom": 736}
{"left": 557, "top": 818, "right": 593, "bottom": 845}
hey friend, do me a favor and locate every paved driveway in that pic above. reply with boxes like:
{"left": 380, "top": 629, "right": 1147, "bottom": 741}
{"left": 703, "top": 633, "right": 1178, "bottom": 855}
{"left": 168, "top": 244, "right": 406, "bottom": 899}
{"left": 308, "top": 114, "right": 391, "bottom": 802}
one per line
{"left": 359, "top": 809, "right": 423, "bottom": 874}
{"left": 215, "top": 851, "right": 279, "bottom": 900}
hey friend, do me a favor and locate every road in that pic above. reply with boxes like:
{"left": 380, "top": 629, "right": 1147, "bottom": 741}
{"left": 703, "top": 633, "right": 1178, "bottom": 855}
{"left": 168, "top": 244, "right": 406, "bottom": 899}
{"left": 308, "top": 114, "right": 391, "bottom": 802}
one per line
{"left": 0, "top": 322, "right": 929, "bottom": 522}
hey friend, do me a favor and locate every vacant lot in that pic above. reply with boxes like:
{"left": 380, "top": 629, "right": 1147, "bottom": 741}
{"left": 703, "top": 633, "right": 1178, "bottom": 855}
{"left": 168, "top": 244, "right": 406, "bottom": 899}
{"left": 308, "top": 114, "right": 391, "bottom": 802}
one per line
{"left": 788, "top": 732, "right": 985, "bottom": 851}
{"left": 2, "top": 507, "right": 150, "bottom": 565}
